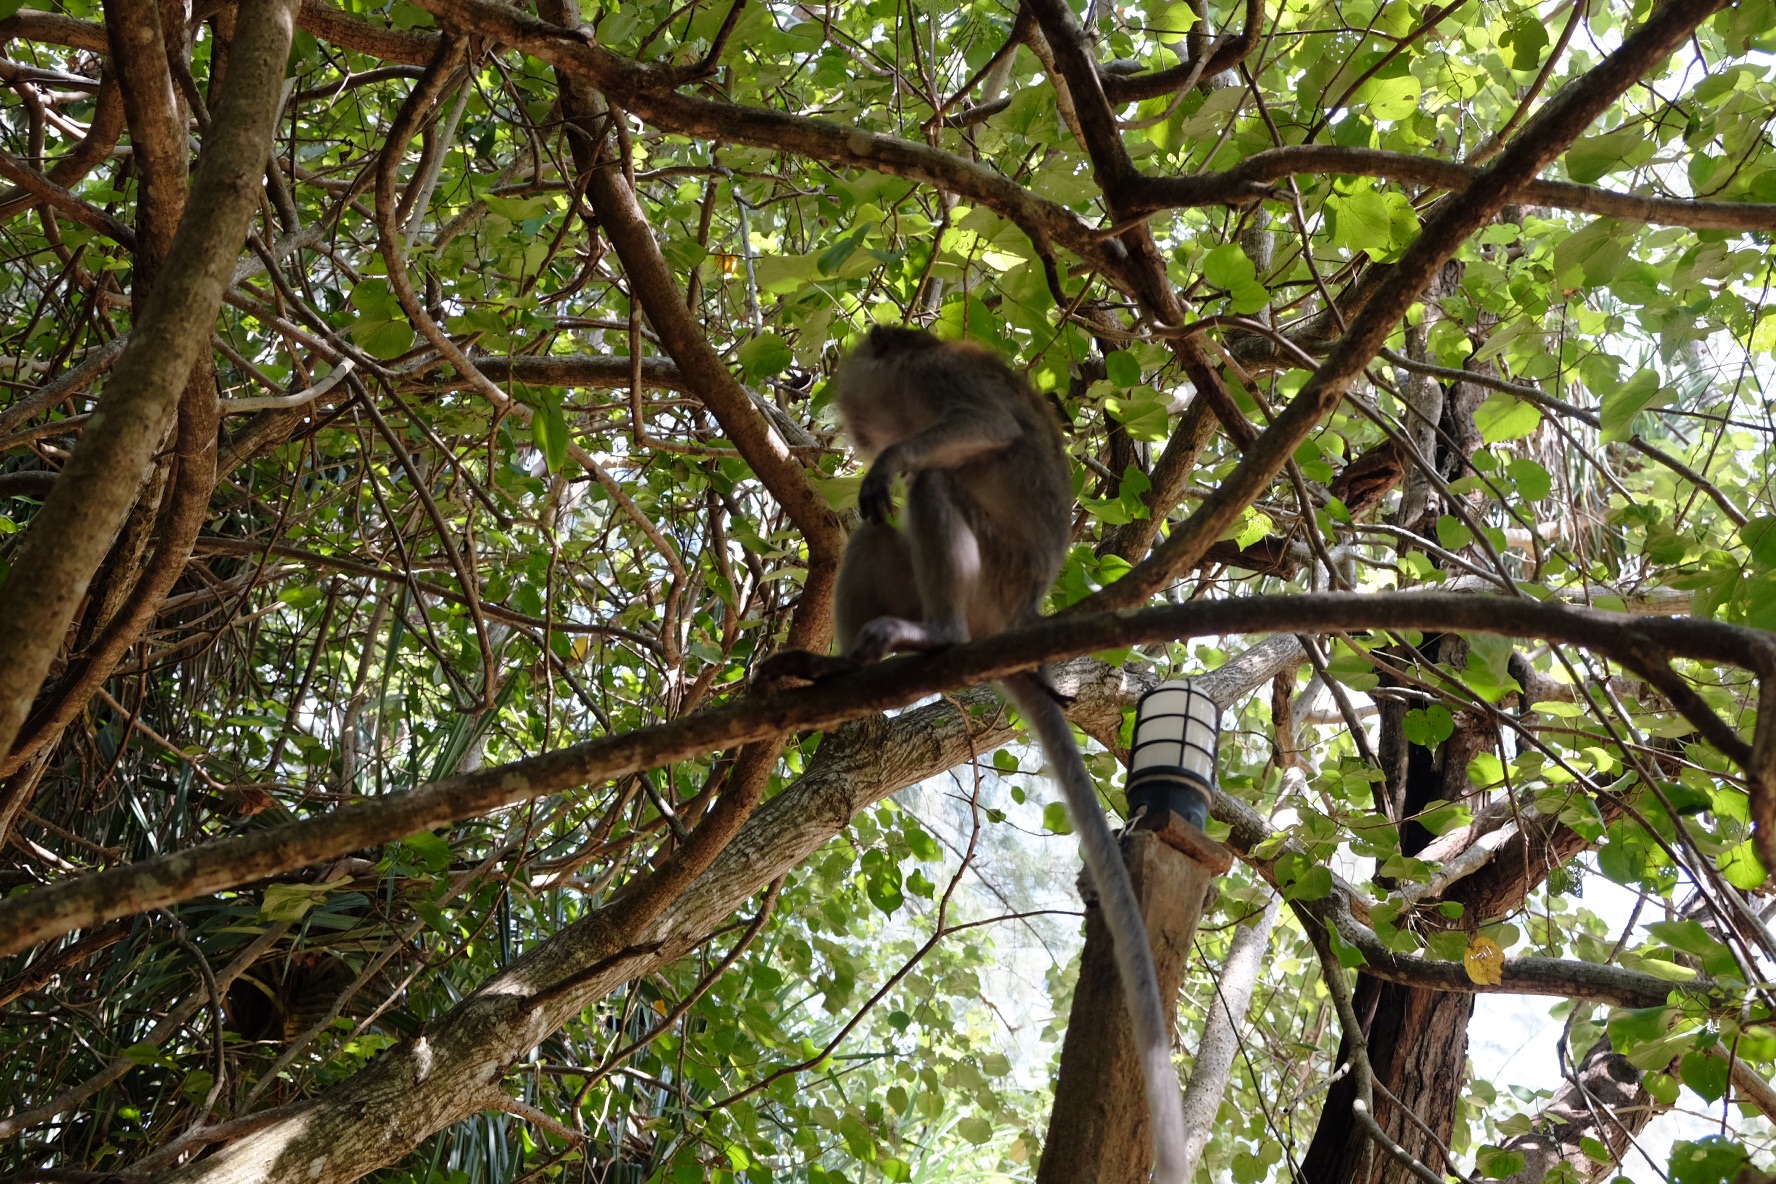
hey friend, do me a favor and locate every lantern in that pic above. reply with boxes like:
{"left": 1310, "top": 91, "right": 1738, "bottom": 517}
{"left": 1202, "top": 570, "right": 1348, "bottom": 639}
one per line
{"left": 1127, "top": 679, "right": 1220, "bottom": 831}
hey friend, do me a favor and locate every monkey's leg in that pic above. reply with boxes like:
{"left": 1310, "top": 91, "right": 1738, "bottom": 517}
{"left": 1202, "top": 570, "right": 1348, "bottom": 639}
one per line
{"left": 834, "top": 521, "right": 923, "bottom": 651}
{"left": 841, "top": 516, "right": 954, "bottom": 665}
{"left": 755, "top": 522, "right": 924, "bottom": 684}
{"left": 900, "top": 471, "right": 979, "bottom": 645}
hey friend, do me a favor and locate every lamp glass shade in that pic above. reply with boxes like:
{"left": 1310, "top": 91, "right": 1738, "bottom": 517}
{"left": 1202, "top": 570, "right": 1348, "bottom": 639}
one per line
{"left": 1129, "top": 679, "right": 1220, "bottom": 794}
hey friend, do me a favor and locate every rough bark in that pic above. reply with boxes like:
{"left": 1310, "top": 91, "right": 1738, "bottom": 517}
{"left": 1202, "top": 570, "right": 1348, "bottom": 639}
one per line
{"left": 145, "top": 653, "right": 1282, "bottom": 1184}
{"left": 1036, "top": 831, "right": 1222, "bottom": 1184}
{"left": 1500, "top": 1039, "right": 1653, "bottom": 1184}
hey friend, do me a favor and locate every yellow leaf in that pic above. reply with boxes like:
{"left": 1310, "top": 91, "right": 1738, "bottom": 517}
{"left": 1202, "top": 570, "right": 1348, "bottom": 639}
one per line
{"left": 1464, "top": 934, "right": 1504, "bottom": 985}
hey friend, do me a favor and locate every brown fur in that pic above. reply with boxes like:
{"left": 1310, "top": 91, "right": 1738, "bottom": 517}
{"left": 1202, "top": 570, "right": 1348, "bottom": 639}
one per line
{"left": 830, "top": 326, "right": 1071, "bottom": 655}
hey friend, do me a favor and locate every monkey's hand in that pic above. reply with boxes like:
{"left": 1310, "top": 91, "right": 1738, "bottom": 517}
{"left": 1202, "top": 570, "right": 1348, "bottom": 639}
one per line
{"left": 753, "top": 649, "right": 860, "bottom": 688}
{"left": 857, "top": 462, "right": 896, "bottom": 524}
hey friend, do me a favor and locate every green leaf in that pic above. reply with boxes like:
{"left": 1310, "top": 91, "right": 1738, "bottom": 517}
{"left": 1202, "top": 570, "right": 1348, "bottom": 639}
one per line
{"left": 1104, "top": 349, "right": 1142, "bottom": 386}
{"left": 1567, "top": 130, "right": 1655, "bottom": 184}
{"left": 531, "top": 396, "right": 570, "bottom": 473}
{"left": 1103, "top": 391, "right": 1171, "bottom": 440}
{"left": 1608, "top": 1006, "right": 1677, "bottom": 1053}
{"left": 1669, "top": 1137, "right": 1749, "bottom": 1184}
{"left": 1718, "top": 839, "right": 1767, "bottom": 890}
{"left": 1473, "top": 393, "right": 1541, "bottom": 443}
{"left": 1599, "top": 370, "right": 1666, "bottom": 442}
{"left": 1042, "top": 801, "right": 1072, "bottom": 834}
{"left": 261, "top": 880, "right": 332, "bottom": 922}
{"left": 1553, "top": 220, "right": 1628, "bottom": 288}
{"left": 1476, "top": 1145, "right": 1527, "bottom": 1179}
{"left": 1426, "top": 930, "right": 1470, "bottom": 961}
{"left": 1507, "top": 458, "right": 1552, "bottom": 501}
{"left": 180, "top": 1069, "right": 216, "bottom": 1103}
{"left": 1403, "top": 706, "right": 1455, "bottom": 747}
{"left": 1501, "top": 15, "right": 1548, "bottom": 69}
{"left": 1325, "top": 921, "right": 1367, "bottom": 967}
{"left": 1284, "top": 865, "right": 1333, "bottom": 901}
{"left": 738, "top": 332, "right": 793, "bottom": 379}
{"left": 121, "top": 1042, "right": 164, "bottom": 1067}
{"left": 1202, "top": 244, "right": 1256, "bottom": 290}
{"left": 1740, "top": 517, "right": 1776, "bottom": 571}
{"left": 956, "top": 1115, "right": 994, "bottom": 1145}
{"left": 401, "top": 830, "right": 453, "bottom": 874}
{"left": 1361, "top": 73, "right": 1422, "bottom": 120}
{"left": 1235, "top": 508, "right": 1273, "bottom": 549}
{"left": 1436, "top": 515, "right": 1473, "bottom": 551}
{"left": 1681, "top": 1049, "right": 1730, "bottom": 1102}
{"left": 1416, "top": 799, "right": 1473, "bottom": 836}
{"left": 903, "top": 826, "right": 940, "bottom": 861}
{"left": 1327, "top": 188, "right": 1395, "bottom": 256}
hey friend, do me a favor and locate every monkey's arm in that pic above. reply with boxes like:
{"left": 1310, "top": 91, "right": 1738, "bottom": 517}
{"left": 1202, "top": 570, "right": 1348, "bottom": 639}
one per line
{"left": 859, "top": 409, "right": 1020, "bottom": 521}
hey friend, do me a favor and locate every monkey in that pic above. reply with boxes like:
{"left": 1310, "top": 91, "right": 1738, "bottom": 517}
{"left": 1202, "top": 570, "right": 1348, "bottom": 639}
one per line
{"left": 758, "top": 326, "right": 1188, "bottom": 1183}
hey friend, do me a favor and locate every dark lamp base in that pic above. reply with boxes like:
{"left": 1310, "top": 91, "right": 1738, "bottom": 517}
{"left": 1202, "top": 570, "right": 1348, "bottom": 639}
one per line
{"left": 1127, "top": 776, "right": 1212, "bottom": 832}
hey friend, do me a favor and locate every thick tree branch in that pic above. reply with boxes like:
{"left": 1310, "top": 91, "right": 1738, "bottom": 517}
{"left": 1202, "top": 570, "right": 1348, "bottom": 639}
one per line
{"left": 0, "top": 8, "right": 109, "bottom": 53}
{"left": 0, "top": 148, "right": 136, "bottom": 246}
{"left": 2, "top": 590, "right": 1769, "bottom": 957}
{"left": 144, "top": 638, "right": 1290, "bottom": 1184}
{"left": 295, "top": 0, "right": 438, "bottom": 63}
{"left": 0, "top": 0, "right": 299, "bottom": 770}
{"left": 104, "top": 0, "right": 188, "bottom": 285}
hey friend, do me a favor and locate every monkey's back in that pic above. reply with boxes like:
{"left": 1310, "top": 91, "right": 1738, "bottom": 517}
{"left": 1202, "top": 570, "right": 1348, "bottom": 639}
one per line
{"left": 836, "top": 328, "right": 1072, "bottom": 631}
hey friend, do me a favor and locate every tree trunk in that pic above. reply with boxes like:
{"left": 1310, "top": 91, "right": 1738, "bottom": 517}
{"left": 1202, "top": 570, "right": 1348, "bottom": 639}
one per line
{"left": 1300, "top": 979, "right": 1474, "bottom": 1184}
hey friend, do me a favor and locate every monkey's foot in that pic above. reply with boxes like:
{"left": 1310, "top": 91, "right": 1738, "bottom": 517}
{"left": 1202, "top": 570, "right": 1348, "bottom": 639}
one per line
{"left": 846, "top": 616, "right": 957, "bottom": 665}
{"left": 753, "top": 650, "right": 860, "bottom": 688}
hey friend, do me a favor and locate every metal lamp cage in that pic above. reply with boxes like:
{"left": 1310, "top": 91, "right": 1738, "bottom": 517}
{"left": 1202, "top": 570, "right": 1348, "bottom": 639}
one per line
{"left": 1127, "top": 679, "right": 1221, "bottom": 830}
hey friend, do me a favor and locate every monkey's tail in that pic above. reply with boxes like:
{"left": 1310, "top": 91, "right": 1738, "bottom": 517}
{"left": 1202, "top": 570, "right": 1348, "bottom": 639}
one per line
{"left": 1002, "top": 674, "right": 1188, "bottom": 1184}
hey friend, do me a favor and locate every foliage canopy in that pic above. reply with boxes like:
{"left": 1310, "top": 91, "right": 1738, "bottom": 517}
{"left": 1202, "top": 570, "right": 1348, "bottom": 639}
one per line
{"left": 1, "top": 0, "right": 1775, "bottom": 1182}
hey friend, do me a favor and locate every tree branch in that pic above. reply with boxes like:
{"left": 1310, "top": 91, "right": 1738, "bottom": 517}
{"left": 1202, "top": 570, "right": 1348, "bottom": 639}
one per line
{"left": 1126, "top": 144, "right": 1776, "bottom": 231}
{"left": 1078, "top": 0, "right": 1735, "bottom": 611}
{"left": 3, "top": 589, "right": 1770, "bottom": 957}
{"left": 0, "top": 0, "right": 300, "bottom": 771}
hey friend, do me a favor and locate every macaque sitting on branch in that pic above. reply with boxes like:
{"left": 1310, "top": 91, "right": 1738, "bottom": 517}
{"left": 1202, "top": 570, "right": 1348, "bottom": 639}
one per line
{"left": 759, "top": 326, "right": 1189, "bottom": 1182}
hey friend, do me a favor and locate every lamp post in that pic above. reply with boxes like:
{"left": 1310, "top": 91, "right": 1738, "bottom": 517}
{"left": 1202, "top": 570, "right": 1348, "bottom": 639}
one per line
{"left": 1037, "top": 677, "right": 1230, "bottom": 1184}
{"left": 1127, "top": 679, "right": 1221, "bottom": 833}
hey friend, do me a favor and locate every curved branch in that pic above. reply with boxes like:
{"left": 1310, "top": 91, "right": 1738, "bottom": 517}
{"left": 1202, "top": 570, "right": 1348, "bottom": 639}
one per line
{"left": 413, "top": 0, "right": 1117, "bottom": 274}
{"left": 1127, "top": 144, "right": 1776, "bottom": 231}
{"left": 296, "top": 0, "right": 438, "bottom": 64}
{"left": 0, "top": 146, "right": 135, "bottom": 246}
{"left": 1216, "top": 791, "right": 1686, "bottom": 1010}
{"left": 0, "top": 8, "right": 108, "bottom": 53}
{"left": 0, "top": 66, "right": 125, "bottom": 224}
{"left": 1099, "top": 0, "right": 1264, "bottom": 101}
